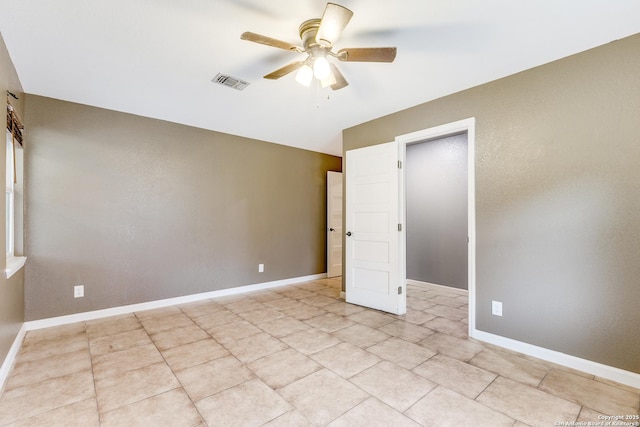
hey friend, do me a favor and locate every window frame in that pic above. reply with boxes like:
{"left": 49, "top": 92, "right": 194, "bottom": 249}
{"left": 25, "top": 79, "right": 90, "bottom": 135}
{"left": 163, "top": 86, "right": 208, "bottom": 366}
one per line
{"left": 6, "top": 130, "right": 15, "bottom": 257}
{"left": 5, "top": 128, "right": 25, "bottom": 278}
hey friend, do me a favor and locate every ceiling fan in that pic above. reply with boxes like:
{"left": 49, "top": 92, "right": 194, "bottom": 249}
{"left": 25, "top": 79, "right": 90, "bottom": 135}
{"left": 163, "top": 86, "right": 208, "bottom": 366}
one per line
{"left": 240, "top": 2, "right": 397, "bottom": 90}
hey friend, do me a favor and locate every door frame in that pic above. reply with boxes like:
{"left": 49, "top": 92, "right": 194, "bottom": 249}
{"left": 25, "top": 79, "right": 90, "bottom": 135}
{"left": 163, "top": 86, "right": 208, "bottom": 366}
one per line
{"left": 396, "top": 118, "right": 476, "bottom": 335}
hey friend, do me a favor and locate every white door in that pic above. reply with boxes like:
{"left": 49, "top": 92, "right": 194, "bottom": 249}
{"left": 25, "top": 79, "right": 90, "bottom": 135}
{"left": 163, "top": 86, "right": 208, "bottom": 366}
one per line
{"left": 327, "top": 171, "right": 343, "bottom": 278}
{"left": 345, "top": 141, "right": 405, "bottom": 314}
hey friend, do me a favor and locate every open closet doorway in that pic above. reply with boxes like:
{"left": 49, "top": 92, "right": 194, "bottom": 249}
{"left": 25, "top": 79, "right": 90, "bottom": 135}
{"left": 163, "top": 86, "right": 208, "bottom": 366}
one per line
{"left": 406, "top": 133, "right": 468, "bottom": 290}
{"left": 398, "top": 118, "right": 476, "bottom": 335}
{"left": 327, "top": 171, "right": 343, "bottom": 278}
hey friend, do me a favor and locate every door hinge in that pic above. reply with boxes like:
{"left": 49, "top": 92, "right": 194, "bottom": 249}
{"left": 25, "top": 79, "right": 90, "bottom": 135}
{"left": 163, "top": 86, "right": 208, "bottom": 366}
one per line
{"left": 398, "top": 223, "right": 402, "bottom": 232}
{"left": 398, "top": 286, "right": 402, "bottom": 295}
{"left": 398, "top": 160, "right": 402, "bottom": 169}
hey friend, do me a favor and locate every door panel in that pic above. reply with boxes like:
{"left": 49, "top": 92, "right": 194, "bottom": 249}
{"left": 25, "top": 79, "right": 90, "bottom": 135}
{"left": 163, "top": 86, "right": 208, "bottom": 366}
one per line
{"left": 354, "top": 268, "right": 389, "bottom": 292}
{"left": 354, "top": 212, "right": 389, "bottom": 233}
{"left": 345, "top": 141, "right": 405, "bottom": 314}
{"left": 353, "top": 240, "right": 389, "bottom": 263}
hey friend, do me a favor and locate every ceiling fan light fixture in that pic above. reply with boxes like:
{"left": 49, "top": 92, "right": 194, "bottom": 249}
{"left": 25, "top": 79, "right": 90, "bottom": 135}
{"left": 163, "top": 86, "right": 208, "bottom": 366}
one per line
{"left": 295, "top": 64, "right": 313, "bottom": 86}
{"left": 313, "top": 56, "right": 331, "bottom": 80}
{"left": 321, "top": 71, "right": 337, "bottom": 88}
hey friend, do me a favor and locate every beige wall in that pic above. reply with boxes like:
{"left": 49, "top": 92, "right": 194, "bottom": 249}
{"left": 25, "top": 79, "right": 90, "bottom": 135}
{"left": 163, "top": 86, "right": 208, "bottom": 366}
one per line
{"left": 0, "top": 33, "right": 25, "bottom": 369}
{"left": 344, "top": 33, "right": 640, "bottom": 374}
{"left": 24, "top": 96, "right": 341, "bottom": 320}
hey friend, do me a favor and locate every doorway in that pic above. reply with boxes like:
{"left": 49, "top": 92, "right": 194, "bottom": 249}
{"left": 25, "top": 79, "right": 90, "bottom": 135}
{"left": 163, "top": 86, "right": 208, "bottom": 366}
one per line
{"left": 327, "top": 171, "right": 343, "bottom": 278}
{"left": 405, "top": 133, "right": 468, "bottom": 291}
{"left": 398, "top": 118, "right": 476, "bottom": 334}
{"left": 343, "top": 118, "right": 475, "bottom": 332}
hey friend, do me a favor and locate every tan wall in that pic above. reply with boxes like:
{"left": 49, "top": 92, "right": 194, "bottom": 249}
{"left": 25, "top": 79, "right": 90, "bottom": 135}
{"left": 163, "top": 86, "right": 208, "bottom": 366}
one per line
{"left": 343, "top": 34, "right": 640, "bottom": 374}
{"left": 24, "top": 95, "right": 341, "bottom": 320}
{"left": 0, "top": 33, "right": 25, "bottom": 368}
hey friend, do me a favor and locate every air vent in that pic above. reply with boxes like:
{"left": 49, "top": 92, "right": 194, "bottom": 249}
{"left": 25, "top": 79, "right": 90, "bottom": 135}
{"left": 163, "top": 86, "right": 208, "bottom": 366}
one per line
{"left": 212, "top": 73, "right": 250, "bottom": 91}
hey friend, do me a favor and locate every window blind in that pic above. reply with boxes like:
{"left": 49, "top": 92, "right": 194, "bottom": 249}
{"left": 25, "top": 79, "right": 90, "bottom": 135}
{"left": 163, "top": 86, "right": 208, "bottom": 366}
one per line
{"left": 6, "top": 101, "right": 23, "bottom": 147}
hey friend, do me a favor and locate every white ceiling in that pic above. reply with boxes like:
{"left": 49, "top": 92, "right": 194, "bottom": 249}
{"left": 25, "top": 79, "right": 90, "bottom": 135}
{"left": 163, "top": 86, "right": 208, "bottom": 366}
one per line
{"left": 1, "top": 1, "right": 639, "bottom": 156}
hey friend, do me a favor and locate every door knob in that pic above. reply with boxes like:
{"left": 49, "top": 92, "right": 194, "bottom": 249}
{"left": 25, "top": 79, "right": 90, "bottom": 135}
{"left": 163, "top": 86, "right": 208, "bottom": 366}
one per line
{"left": 346, "top": 231, "right": 352, "bottom": 236}
{"left": 329, "top": 228, "right": 335, "bottom": 231}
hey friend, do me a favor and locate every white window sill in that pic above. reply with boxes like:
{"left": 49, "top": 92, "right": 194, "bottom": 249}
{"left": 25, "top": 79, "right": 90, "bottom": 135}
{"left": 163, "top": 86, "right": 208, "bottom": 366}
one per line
{"left": 5, "top": 256, "right": 26, "bottom": 279}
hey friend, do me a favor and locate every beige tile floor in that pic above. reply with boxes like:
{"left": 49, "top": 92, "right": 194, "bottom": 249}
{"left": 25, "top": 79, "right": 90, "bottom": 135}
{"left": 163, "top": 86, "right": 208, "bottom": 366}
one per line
{"left": 0, "top": 278, "right": 638, "bottom": 426}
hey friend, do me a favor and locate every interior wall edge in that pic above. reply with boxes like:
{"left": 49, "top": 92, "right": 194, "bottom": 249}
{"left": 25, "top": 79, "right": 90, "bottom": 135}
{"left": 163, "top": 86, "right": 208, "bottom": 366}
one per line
{"left": 0, "top": 324, "right": 26, "bottom": 395}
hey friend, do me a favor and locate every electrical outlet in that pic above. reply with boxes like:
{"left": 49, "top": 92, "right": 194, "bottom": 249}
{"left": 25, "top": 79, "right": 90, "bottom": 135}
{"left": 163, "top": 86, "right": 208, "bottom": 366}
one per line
{"left": 74, "top": 285, "right": 84, "bottom": 298}
{"left": 492, "top": 300, "right": 502, "bottom": 316}
{"left": 258, "top": 263, "right": 264, "bottom": 273}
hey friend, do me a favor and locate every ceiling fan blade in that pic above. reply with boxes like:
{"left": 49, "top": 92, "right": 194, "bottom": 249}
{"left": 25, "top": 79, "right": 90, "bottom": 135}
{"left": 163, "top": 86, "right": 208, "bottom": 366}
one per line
{"left": 337, "top": 47, "right": 397, "bottom": 62}
{"left": 316, "top": 3, "right": 353, "bottom": 47}
{"left": 329, "top": 63, "right": 348, "bottom": 90}
{"left": 264, "top": 61, "right": 305, "bottom": 79}
{"left": 241, "top": 32, "right": 301, "bottom": 52}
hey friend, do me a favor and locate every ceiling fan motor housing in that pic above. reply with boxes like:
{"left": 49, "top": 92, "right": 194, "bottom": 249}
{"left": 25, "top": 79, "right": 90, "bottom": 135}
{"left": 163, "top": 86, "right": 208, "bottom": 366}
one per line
{"left": 299, "top": 19, "right": 324, "bottom": 50}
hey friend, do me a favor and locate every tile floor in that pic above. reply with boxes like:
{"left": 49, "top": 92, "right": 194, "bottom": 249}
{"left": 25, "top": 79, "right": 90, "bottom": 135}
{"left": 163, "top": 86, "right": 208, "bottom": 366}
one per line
{"left": 0, "top": 278, "right": 638, "bottom": 426}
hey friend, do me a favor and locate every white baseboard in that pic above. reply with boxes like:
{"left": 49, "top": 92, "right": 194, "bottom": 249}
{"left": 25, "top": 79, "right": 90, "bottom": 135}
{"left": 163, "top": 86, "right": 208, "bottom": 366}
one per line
{"left": 0, "top": 324, "right": 26, "bottom": 394}
{"left": 406, "top": 279, "right": 469, "bottom": 296}
{"left": 471, "top": 329, "right": 640, "bottom": 390}
{"left": 14, "top": 273, "right": 639, "bottom": 391}
{"left": 25, "top": 273, "right": 326, "bottom": 331}
{"left": 410, "top": 280, "right": 638, "bottom": 389}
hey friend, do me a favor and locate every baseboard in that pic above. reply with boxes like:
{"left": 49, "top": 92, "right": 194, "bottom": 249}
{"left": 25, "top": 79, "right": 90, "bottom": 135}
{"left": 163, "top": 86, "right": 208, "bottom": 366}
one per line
{"left": 471, "top": 328, "right": 640, "bottom": 390}
{"left": 25, "top": 273, "right": 327, "bottom": 331}
{"left": 406, "top": 279, "right": 469, "bottom": 296}
{"left": 408, "top": 281, "right": 639, "bottom": 389}
{"left": 0, "top": 323, "right": 26, "bottom": 394}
